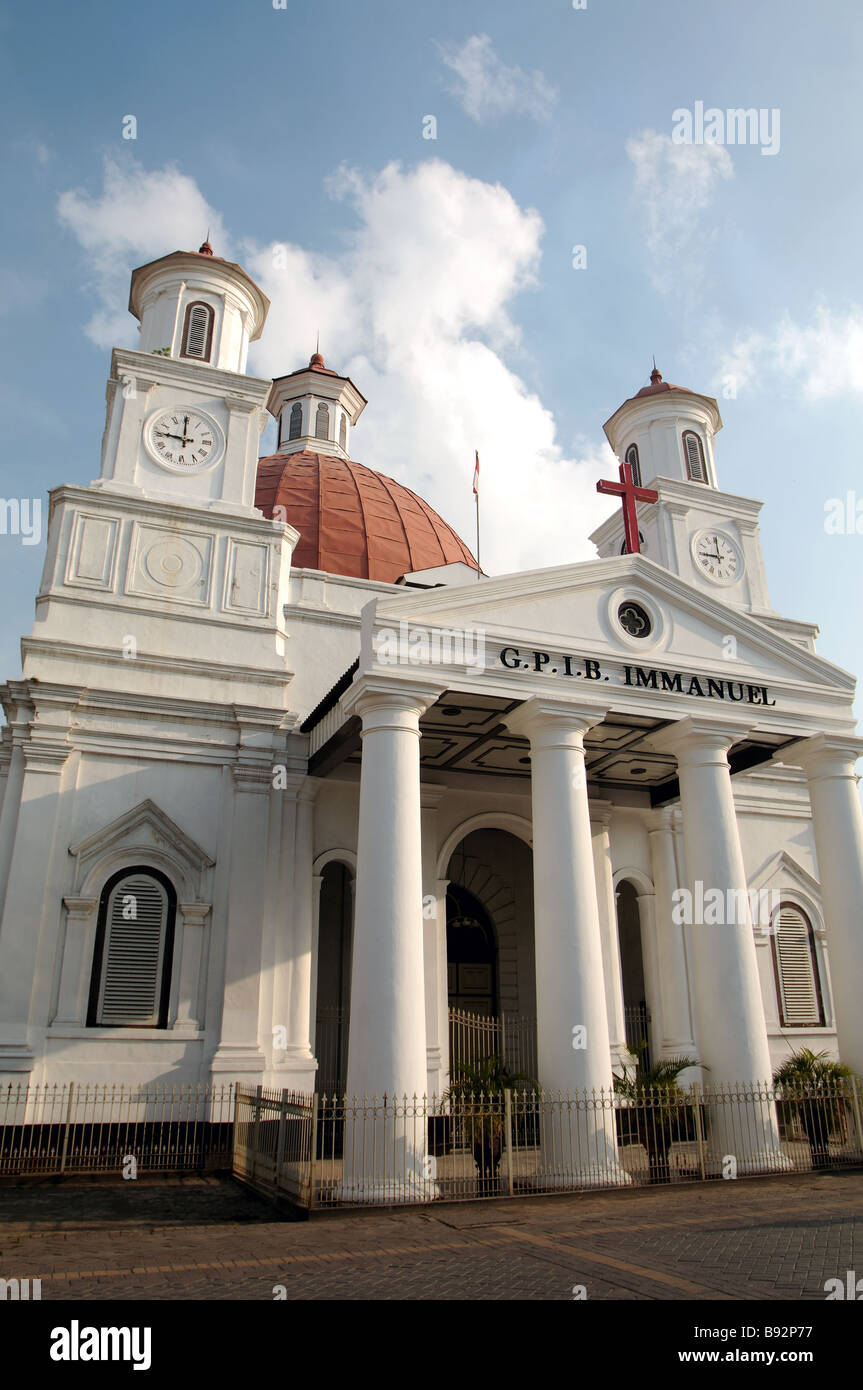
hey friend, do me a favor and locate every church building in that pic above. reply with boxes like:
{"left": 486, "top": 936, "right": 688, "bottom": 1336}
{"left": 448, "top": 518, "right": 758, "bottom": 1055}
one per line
{"left": 1, "top": 242, "right": 861, "bottom": 1119}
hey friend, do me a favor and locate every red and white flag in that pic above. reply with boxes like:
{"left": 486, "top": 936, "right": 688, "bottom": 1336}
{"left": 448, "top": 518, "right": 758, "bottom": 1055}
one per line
{"left": 472, "top": 450, "right": 480, "bottom": 496}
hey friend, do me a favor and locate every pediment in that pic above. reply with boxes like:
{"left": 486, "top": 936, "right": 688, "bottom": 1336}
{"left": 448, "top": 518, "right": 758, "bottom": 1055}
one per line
{"left": 363, "top": 554, "right": 855, "bottom": 703}
{"left": 749, "top": 849, "right": 821, "bottom": 900}
{"left": 69, "top": 799, "right": 215, "bottom": 880}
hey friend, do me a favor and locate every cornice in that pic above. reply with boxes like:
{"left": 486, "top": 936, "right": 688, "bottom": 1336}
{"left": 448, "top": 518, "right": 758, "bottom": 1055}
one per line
{"left": 111, "top": 346, "right": 271, "bottom": 400}
{"left": 23, "top": 637, "right": 294, "bottom": 691}
{"left": 48, "top": 482, "right": 295, "bottom": 543}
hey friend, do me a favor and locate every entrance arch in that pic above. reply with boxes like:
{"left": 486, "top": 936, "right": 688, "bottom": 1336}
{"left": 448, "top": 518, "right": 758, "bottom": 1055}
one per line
{"left": 313, "top": 857, "right": 354, "bottom": 1093}
{"left": 444, "top": 828, "right": 537, "bottom": 1081}
{"left": 614, "top": 874, "right": 654, "bottom": 1066}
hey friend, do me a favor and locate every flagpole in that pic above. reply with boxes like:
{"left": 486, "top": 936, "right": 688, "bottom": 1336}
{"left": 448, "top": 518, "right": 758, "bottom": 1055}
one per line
{"left": 473, "top": 450, "right": 481, "bottom": 579}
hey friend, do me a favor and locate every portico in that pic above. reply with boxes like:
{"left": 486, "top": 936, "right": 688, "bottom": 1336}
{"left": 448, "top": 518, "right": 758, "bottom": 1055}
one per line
{"left": 292, "top": 539, "right": 863, "bottom": 1193}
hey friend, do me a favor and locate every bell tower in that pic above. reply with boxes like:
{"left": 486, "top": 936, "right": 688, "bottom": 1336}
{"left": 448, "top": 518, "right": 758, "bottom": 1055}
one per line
{"left": 94, "top": 242, "right": 271, "bottom": 515}
{"left": 591, "top": 368, "right": 773, "bottom": 615}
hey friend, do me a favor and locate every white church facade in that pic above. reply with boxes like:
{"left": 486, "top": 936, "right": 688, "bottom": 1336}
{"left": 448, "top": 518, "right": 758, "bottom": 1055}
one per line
{"left": 0, "top": 242, "right": 861, "bottom": 1118}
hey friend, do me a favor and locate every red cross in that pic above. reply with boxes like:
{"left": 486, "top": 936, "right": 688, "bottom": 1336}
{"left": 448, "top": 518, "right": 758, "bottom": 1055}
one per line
{"left": 596, "top": 462, "right": 658, "bottom": 554}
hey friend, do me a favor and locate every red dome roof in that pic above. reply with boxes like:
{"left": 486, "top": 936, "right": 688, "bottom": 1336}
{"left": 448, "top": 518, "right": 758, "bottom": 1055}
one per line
{"left": 255, "top": 451, "right": 478, "bottom": 583}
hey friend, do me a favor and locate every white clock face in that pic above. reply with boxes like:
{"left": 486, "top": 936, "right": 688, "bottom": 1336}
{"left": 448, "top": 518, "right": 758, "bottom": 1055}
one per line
{"left": 692, "top": 529, "right": 743, "bottom": 584}
{"left": 144, "top": 408, "right": 224, "bottom": 473}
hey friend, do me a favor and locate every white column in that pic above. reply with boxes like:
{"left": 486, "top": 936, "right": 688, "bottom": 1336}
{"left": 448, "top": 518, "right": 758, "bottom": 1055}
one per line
{"left": 420, "top": 786, "right": 447, "bottom": 1098}
{"left": 788, "top": 734, "right": 863, "bottom": 1072}
{"left": 589, "top": 802, "right": 629, "bottom": 1070}
{"left": 652, "top": 716, "right": 785, "bottom": 1171}
{"left": 505, "top": 698, "right": 628, "bottom": 1186}
{"left": 53, "top": 897, "right": 98, "bottom": 1026}
{"left": 339, "top": 681, "right": 441, "bottom": 1201}
{"left": 174, "top": 904, "right": 210, "bottom": 1032}
{"left": 0, "top": 735, "right": 70, "bottom": 1075}
{"left": 647, "top": 808, "right": 696, "bottom": 1056}
{"left": 286, "top": 781, "right": 318, "bottom": 1077}
{"left": 210, "top": 757, "right": 272, "bottom": 1082}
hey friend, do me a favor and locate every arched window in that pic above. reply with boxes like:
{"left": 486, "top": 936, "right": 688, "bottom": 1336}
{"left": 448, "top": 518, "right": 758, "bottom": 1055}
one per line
{"left": 87, "top": 868, "right": 177, "bottom": 1028}
{"left": 315, "top": 402, "right": 330, "bottom": 440}
{"left": 339, "top": 412, "right": 347, "bottom": 451}
{"left": 625, "top": 444, "right": 642, "bottom": 487}
{"left": 771, "top": 903, "right": 825, "bottom": 1027}
{"left": 180, "top": 301, "right": 215, "bottom": 362}
{"left": 288, "top": 402, "right": 303, "bottom": 441}
{"left": 683, "top": 430, "right": 707, "bottom": 483}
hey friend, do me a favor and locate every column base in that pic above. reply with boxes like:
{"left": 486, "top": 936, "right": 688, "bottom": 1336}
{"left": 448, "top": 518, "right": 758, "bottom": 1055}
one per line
{"left": 333, "top": 1174, "right": 437, "bottom": 1206}
{"left": 530, "top": 1161, "right": 632, "bottom": 1191}
{"left": 0, "top": 1044, "right": 35, "bottom": 1075}
{"left": 266, "top": 1052, "right": 317, "bottom": 1095}
{"left": 706, "top": 1149, "right": 794, "bottom": 1178}
{"left": 210, "top": 1046, "right": 267, "bottom": 1082}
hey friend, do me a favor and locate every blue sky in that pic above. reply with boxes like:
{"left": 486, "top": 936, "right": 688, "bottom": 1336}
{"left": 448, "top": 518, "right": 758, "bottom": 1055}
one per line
{"left": 0, "top": 0, "right": 861, "bottom": 712}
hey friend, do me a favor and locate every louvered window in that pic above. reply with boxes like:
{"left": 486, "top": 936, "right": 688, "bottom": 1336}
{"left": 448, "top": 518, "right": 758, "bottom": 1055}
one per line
{"left": 771, "top": 904, "right": 824, "bottom": 1027}
{"left": 683, "top": 430, "right": 707, "bottom": 483}
{"left": 339, "top": 412, "right": 347, "bottom": 451}
{"left": 288, "top": 402, "right": 303, "bottom": 441}
{"left": 181, "top": 301, "right": 215, "bottom": 361}
{"left": 315, "top": 402, "right": 329, "bottom": 440}
{"left": 625, "top": 444, "right": 641, "bottom": 487}
{"left": 88, "top": 869, "right": 176, "bottom": 1028}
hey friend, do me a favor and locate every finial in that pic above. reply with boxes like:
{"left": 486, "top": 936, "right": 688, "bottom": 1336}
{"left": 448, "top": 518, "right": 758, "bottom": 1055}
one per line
{"left": 310, "top": 333, "right": 324, "bottom": 369}
{"left": 198, "top": 231, "right": 214, "bottom": 256}
{"left": 650, "top": 360, "right": 662, "bottom": 385}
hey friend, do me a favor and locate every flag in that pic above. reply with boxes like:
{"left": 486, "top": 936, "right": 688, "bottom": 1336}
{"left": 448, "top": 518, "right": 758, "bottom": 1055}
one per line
{"left": 472, "top": 450, "right": 480, "bottom": 497}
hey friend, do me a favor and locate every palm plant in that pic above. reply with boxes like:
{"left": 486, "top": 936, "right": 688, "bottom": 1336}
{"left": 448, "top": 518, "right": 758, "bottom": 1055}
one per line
{"left": 614, "top": 1052, "right": 702, "bottom": 1184}
{"left": 772, "top": 1049, "right": 852, "bottom": 1171}
{"left": 442, "top": 1055, "right": 536, "bottom": 1189}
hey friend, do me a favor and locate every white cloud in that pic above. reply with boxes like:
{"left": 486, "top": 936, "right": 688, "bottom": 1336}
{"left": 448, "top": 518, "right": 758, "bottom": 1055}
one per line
{"left": 718, "top": 307, "right": 863, "bottom": 401}
{"left": 438, "top": 33, "right": 557, "bottom": 125}
{"left": 626, "top": 130, "right": 733, "bottom": 297}
{"left": 57, "top": 158, "right": 228, "bottom": 348}
{"left": 58, "top": 155, "right": 617, "bottom": 576}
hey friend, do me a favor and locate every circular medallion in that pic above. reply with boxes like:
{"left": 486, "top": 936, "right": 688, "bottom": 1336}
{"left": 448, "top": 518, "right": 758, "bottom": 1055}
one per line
{"left": 617, "top": 600, "right": 652, "bottom": 639}
{"left": 144, "top": 537, "right": 203, "bottom": 589}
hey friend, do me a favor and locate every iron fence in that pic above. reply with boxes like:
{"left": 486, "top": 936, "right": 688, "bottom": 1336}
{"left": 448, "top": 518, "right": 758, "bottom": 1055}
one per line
{"left": 623, "top": 1004, "right": 651, "bottom": 1066}
{"left": 448, "top": 1007, "right": 538, "bottom": 1083}
{"left": 234, "top": 1074, "right": 863, "bottom": 1209}
{"left": 0, "top": 1082, "right": 236, "bottom": 1176}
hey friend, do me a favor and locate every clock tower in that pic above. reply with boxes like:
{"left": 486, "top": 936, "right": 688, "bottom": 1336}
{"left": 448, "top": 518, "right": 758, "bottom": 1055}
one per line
{"left": 590, "top": 368, "right": 773, "bottom": 616}
{"left": 93, "top": 241, "right": 271, "bottom": 515}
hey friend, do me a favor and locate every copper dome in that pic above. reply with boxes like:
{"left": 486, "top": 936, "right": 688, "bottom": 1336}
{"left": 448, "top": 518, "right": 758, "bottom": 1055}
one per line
{"left": 255, "top": 451, "right": 478, "bottom": 583}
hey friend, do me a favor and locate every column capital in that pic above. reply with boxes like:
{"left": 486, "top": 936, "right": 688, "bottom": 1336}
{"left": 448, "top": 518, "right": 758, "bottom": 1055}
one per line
{"left": 62, "top": 896, "right": 98, "bottom": 918}
{"left": 179, "top": 902, "right": 211, "bottom": 926}
{"left": 503, "top": 696, "right": 609, "bottom": 745}
{"left": 589, "top": 798, "right": 614, "bottom": 829}
{"left": 342, "top": 676, "right": 445, "bottom": 729}
{"left": 651, "top": 714, "right": 753, "bottom": 765}
{"left": 420, "top": 784, "right": 447, "bottom": 812}
{"left": 780, "top": 732, "right": 863, "bottom": 781}
{"left": 648, "top": 805, "right": 676, "bottom": 833}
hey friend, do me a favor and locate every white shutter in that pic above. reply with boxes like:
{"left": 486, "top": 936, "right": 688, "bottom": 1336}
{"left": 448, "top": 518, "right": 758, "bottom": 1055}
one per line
{"left": 97, "top": 875, "right": 170, "bottom": 1026}
{"left": 184, "top": 305, "right": 210, "bottom": 359}
{"left": 774, "top": 906, "right": 822, "bottom": 1026}
{"left": 684, "top": 432, "right": 706, "bottom": 482}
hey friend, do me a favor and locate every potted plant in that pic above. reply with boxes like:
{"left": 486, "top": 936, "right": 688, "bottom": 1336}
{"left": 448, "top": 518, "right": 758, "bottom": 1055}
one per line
{"left": 442, "top": 1055, "right": 536, "bottom": 1191}
{"left": 773, "top": 1049, "right": 852, "bottom": 1171}
{"left": 614, "top": 1052, "right": 703, "bottom": 1184}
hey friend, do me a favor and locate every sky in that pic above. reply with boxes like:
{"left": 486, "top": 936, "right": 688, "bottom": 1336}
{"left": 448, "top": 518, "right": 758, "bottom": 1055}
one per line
{"left": 0, "top": 0, "right": 861, "bottom": 717}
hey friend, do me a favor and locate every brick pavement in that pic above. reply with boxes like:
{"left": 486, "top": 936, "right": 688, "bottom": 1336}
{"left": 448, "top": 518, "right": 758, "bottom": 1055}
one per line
{"left": 0, "top": 1169, "right": 860, "bottom": 1300}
